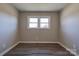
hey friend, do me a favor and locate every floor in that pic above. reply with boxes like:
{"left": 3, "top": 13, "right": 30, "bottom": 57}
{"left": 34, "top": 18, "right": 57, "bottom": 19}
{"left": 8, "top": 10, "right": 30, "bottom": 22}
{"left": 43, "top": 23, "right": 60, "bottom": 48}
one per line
{"left": 4, "top": 43, "right": 74, "bottom": 56}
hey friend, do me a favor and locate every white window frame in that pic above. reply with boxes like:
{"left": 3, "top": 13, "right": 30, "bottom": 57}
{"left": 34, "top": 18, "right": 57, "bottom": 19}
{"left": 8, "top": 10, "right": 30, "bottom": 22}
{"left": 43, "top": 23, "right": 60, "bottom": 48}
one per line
{"left": 27, "top": 16, "right": 50, "bottom": 29}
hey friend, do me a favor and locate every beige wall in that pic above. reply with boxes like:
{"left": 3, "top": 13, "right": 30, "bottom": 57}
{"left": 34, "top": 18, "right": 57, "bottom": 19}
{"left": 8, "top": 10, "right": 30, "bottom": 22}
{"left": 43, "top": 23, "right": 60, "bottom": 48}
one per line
{"left": 19, "top": 12, "right": 59, "bottom": 42}
{"left": 60, "top": 4, "right": 79, "bottom": 55}
{"left": 2, "top": 3, "right": 79, "bottom": 55}
{"left": 0, "top": 3, "right": 18, "bottom": 55}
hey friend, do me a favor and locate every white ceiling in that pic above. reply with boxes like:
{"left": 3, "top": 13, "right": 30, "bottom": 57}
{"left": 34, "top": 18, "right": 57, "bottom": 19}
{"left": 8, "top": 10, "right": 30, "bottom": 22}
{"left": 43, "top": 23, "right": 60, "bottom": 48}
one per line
{"left": 11, "top": 3, "right": 68, "bottom": 11}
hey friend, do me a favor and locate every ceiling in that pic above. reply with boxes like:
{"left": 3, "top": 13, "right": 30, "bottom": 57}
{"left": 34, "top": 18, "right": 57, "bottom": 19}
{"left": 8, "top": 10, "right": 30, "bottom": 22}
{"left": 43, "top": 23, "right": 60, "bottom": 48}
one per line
{"left": 11, "top": 3, "right": 68, "bottom": 11}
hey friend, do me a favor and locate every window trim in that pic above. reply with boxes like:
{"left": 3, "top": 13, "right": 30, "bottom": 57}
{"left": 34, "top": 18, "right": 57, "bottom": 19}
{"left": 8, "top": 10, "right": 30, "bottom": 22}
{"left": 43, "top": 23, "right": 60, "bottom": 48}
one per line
{"left": 27, "top": 16, "right": 50, "bottom": 29}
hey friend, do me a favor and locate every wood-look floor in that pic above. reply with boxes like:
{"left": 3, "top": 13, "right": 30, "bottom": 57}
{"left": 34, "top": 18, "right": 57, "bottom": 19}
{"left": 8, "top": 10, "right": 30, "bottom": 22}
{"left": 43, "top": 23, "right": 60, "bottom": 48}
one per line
{"left": 4, "top": 43, "right": 74, "bottom": 56}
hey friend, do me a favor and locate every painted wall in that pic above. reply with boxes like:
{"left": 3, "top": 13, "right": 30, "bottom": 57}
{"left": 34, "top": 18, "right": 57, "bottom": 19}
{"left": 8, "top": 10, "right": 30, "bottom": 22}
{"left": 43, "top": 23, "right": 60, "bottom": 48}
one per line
{"left": 60, "top": 4, "right": 79, "bottom": 55}
{"left": 19, "top": 12, "right": 59, "bottom": 43}
{"left": 0, "top": 3, "right": 18, "bottom": 55}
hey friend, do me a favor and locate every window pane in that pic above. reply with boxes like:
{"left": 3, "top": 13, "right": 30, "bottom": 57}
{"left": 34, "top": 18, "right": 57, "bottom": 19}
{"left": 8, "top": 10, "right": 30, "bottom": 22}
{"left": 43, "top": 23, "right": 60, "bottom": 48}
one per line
{"left": 40, "top": 23, "right": 48, "bottom": 28}
{"left": 29, "top": 18, "right": 38, "bottom": 22}
{"left": 40, "top": 18, "right": 49, "bottom": 23}
{"left": 29, "top": 23, "right": 38, "bottom": 28}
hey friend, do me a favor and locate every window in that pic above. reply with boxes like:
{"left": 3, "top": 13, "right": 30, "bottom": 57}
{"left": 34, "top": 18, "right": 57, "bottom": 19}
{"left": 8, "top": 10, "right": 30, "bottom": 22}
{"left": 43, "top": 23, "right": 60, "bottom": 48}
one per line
{"left": 28, "top": 18, "right": 38, "bottom": 28}
{"left": 28, "top": 16, "right": 50, "bottom": 29}
{"left": 40, "top": 18, "right": 49, "bottom": 28}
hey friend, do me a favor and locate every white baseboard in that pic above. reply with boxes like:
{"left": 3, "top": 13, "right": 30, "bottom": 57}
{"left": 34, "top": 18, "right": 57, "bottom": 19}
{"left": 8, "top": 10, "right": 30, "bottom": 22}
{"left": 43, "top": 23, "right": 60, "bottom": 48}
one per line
{"left": 0, "top": 41, "right": 77, "bottom": 56}
{"left": 0, "top": 41, "right": 59, "bottom": 56}
{"left": 58, "top": 42, "right": 77, "bottom": 56}
{"left": 19, "top": 41, "right": 77, "bottom": 55}
{"left": 19, "top": 41, "right": 59, "bottom": 43}
{"left": 0, "top": 41, "right": 20, "bottom": 56}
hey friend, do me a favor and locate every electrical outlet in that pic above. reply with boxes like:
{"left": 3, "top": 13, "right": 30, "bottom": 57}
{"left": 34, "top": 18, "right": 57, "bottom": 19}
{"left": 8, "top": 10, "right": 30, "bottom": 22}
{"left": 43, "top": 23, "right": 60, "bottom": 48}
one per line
{"left": 36, "top": 37, "right": 39, "bottom": 40}
{"left": 73, "top": 44, "right": 77, "bottom": 52}
{"left": 2, "top": 44, "right": 6, "bottom": 49}
{"left": 73, "top": 44, "right": 76, "bottom": 49}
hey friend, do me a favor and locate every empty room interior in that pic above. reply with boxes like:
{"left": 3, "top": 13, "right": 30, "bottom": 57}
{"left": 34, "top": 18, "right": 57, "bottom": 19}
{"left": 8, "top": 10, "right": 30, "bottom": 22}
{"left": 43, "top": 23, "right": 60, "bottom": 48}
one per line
{"left": 0, "top": 3, "right": 79, "bottom": 56}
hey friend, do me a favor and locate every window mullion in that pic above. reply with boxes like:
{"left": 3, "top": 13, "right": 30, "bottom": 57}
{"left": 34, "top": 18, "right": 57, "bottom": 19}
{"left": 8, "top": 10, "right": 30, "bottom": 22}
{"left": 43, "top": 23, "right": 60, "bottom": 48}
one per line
{"left": 38, "top": 17, "right": 40, "bottom": 28}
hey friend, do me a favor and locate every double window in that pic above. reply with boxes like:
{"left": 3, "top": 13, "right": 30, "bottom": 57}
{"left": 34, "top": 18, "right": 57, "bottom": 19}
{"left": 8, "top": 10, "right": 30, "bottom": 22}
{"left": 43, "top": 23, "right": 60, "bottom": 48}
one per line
{"left": 28, "top": 16, "right": 50, "bottom": 29}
